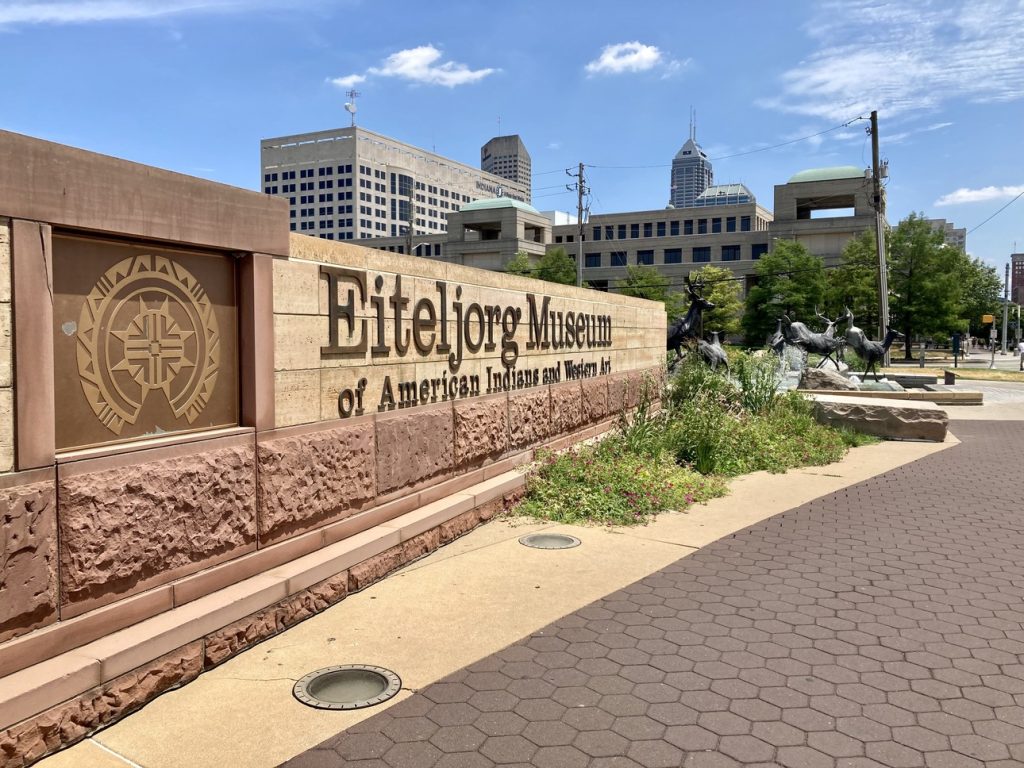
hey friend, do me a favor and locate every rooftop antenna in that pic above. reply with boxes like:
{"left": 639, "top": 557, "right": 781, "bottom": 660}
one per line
{"left": 497, "top": 115, "right": 501, "bottom": 136}
{"left": 690, "top": 107, "right": 696, "bottom": 141}
{"left": 343, "top": 89, "right": 360, "bottom": 127}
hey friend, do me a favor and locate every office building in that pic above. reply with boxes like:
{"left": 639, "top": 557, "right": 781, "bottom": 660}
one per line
{"left": 260, "top": 126, "right": 530, "bottom": 242}
{"left": 926, "top": 218, "right": 967, "bottom": 252}
{"left": 365, "top": 165, "right": 879, "bottom": 295}
{"left": 669, "top": 123, "right": 713, "bottom": 208}
{"left": 1012, "top": 252, "right": 1024, "bottom": 306}
{"left": 480, "top": 135, "right": 531, "bottom": 188}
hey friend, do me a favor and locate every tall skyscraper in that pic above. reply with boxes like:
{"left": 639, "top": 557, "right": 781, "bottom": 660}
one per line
{"left": 480, "top": 135, "right": 531, "bottom": 188}
{"left": 669, "top": 113, "right": 713, "bottom": 208}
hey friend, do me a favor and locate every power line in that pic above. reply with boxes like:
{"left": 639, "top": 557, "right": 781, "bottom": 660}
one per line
{"left": 967, "top": 189, "right": 1024, "bottom": 234}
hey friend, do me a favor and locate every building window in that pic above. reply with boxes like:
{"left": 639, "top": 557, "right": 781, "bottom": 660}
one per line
{"left": 712, "top": 218, "right": 722, "bottom": 234}
{"left": 605, "top": 226, "right": 614, "bottom": 240}
{"left": 741, "top": 216, "right": 751, "bottom": 232}
{"left": 693, "top": 247, "right": 711, "bottom": 263}
{"left": 643, "top": 223, "right": 653, "bottom": 238}
{"left": 664, "top": 248, "right": 682, "bottom": 264}
{"left": 726, "top": 216, "right": 736, "bottom": 233}
{"left": 657, "top": 222, "right": 666, "bottom": 237}
{"left": 722, "top": 245, "right": 741, "bottom": 261}
{"left": 630, "top": 223, "right": 640, "bottom": 239}
{"left": 566, "top": 235, "right": 574, "bottom": 243}
{"left": 684, "top": 220, "right": 693, "bottom": 236}
{"left": 751, "top": 243, "right": 768, "bottom": 260}
{"left": 617, "top": 224, "right": 626, "bottom": 239}
{"left": 585, "top": 253, "right": 601, "bottom": 268}
{"left": 611, "top": 251, "right": 627, "bottom": 267}
{"left": 698, "top": 219, "right": 708, "bottom": 234}
{"left": 593, "top": 226, "right": 601, "bottom": 241}
{"left": 555, "top": 235, "right": 563, "bottom": 243}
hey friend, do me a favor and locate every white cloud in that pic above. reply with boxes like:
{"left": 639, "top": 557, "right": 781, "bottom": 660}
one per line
{"left": 761, "top": 0, "right": 1024, "bottom": 121}
{"left": 935, "top": 185, "right": 1024, "bottom": 206}
{"left": 585, "top": 41, "right": 685, "bottom": 76}
{"left": 366, "top": 45, "right": 495, "bottom": 87}
{"left": 330, "top": 73, "right": 366, "bottom": 89}
{"left": 0, "top": 1, "right": 254, "bottom": 25}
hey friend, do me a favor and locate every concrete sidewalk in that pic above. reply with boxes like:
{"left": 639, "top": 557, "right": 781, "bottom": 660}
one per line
{"left": 36, "top": 430, "right": 956, "bottom": 768}
{"left": 284, "top": 417, "right": 1024, "bottom": 768}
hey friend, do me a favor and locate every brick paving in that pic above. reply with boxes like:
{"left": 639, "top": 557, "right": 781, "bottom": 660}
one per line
{"left": 284, "top": 421, "right": 1024, "bottom": 768}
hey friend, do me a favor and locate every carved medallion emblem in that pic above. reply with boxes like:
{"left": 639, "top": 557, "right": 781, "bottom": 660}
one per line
{"left": 77, "top": 254, "right": 220, "bottom": 435}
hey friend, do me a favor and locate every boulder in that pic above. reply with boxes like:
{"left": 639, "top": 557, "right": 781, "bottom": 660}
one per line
{"left": 798, "top": 368, "right": 858, "bottom": 391}
{"left": 808, "top": 394, "right": 948, "bottom": 442}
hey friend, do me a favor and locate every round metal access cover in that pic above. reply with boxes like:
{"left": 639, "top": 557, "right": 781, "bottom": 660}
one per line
{"left": 293, "top": 664, "right": 402, "bottom": 711}
{"left": 519, "top": 533, "right": 582, "bottom": 550}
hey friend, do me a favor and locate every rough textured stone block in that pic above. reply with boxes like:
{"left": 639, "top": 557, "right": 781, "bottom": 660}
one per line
{"left": 59, "top": 445, "right": 256, "bottom": 609}
{"left": 798, "top": 368, "right": 857, "bottom": 391}
{"left": 347, "top": 544, "right": 405, "bottom": 592}
{"left": 810, "top": 394, "right": 948, "bottom": 442}
{"left": 257, "top": 421, "right": 376, "bottom": 543}
{"left": 0, "top": 478, "right": 56, "bottom": 644}
{"left": 581, "top": 378, "right": 610, "bottom": 423}
{"left": 550, "top": 381, "right": 584, "bottom": 436}
{"left": 402, "top": 528, "right": 440, "bottom": 563}
{"left": 0, "top": 641, "right": 202, "bottom": 767}
{"left": 454, "top": 397, "right": 509, "bottom": 467}
{"left": 508, "top": 389, "right": 549, "bottom": 449}
{"left": 203, "top": 570, "right": 349, "bottom": 667}
{"left": 375, "top": 406, "right": 454, "bottom": 495}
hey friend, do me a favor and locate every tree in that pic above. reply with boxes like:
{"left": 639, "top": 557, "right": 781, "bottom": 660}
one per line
{"left": 617, "top": 265, "right": 685, "bottom": 318}
{"left": 503, "top": 248, "right": 577, "bottom": 286}
{"left": 956, "top": 256, "right": 1002, "bottom": 336}
{"left": 689, "top": 264, "right": 743, "bottom": 337}
{"left": 888, "top": 213, "right": 963, "bottom": 359}
{"left": 503, "top": 250, "right": 534, "bottom": 277}
{"left": 825, "top": 230, "right": 880, "bottom": 337}
{"left": 742, "top": 240, "right": 826, "bottom": 344}
{"left": 533, "top": 247, "right": 577, "bottom": 285}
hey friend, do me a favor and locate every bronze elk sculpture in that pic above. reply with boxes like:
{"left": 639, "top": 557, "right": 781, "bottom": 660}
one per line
{"left": 666, "top": 276, "right": 715, "bottom": 368}
{"left": 843, "top": 307, "right": 904, "bottom": 380}
{"left": 781, "top": 307, "right": 849, "bottom": 369}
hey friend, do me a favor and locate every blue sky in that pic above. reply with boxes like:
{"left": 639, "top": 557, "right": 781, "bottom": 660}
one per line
{"left": 1, "top": 0, "right": 1022, "bottom": 267}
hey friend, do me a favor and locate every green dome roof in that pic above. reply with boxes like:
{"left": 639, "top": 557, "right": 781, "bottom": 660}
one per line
{"left": 461, "top": 197, "right": 540, "bottom": 214}
{"left": 787, "top": 166, "right": 865, "bottom": 183}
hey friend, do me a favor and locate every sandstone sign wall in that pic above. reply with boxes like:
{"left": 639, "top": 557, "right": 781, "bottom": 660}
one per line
{"left": 0, "top": 131, "right": 665, "bottom": 758}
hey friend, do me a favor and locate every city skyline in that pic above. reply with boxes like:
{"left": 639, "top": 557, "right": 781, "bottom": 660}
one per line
{"left": 0, "top": 0, "right": 1021, "bottom": 269}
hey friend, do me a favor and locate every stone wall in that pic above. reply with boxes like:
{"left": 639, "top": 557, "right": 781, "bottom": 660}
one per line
{"left": 0, "top": 219, "right": 12, "bottom": 473}
{"left": 0, "top": 131, "right": 667, "bottom": 748}
{"left": 274, "top": 234, "right": 666, "bottom": 428}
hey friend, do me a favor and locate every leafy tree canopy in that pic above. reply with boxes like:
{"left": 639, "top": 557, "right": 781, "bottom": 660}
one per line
{"left": 688, "top": 264, "right": 743, "bottom": 337}
{"left": 618, "top": 265, "right": 685, "bottom": 318}
{"left": 742, "top": 240, "right": 826, "bottom": 344}
{"left": 888, "top": 213, "right": 964, "bottom": 357}
{"left": 825, "top": 230, "right": 881, "bottom": 338}
{"left": 504, "top": 248, "right": 578, "bottom": 286}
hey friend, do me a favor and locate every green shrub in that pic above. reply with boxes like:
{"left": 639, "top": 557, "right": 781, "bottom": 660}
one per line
{"left": 733, "top": 351, "right": 782, "bottom": 415}
{"left": 517, "top": 444, "right": 725, "bottom": 526}
{"left": 668, "top": 354, "right": 739, "bottom": 412}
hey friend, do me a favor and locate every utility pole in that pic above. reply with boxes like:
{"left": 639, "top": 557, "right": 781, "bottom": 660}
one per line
{"left": 869, "top": 110, "right": 891, "bottom": 365}
{"left": 566, "top": 163, "right": 588, "bottom": 287}
{"left": 1002, "top": 261, "right": 1010, "bottom": 354}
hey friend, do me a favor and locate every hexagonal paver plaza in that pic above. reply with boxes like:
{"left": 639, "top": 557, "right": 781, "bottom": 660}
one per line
{"left": 284, "top": 420, "right": 1024, "bottom": 767}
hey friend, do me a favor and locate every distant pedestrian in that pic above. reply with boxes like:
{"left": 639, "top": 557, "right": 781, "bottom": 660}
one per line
{"left": 1018, "top": 340, "right": 1024, "bottom": 371}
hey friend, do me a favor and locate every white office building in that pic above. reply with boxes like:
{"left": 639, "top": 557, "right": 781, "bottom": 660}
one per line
{"left": 260, "top": 126, "right": 531, "bottom": 241}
